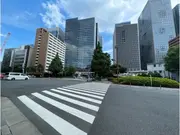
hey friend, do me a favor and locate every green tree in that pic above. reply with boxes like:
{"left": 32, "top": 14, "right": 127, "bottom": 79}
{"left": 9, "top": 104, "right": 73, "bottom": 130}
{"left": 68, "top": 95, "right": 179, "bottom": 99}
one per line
{"left": 164, "top": 46, "right": 179, "bottom": 73}
{"left": 91, "top": 42, "right": 111, "bottom": 78}
{"left": 36, "top": 64, "right": 44, "bottom": 73}
{"left": 64, "top": 66, "right": 76, "bottom": 76}
{"left": 13, "top": 65, "right": 22, "bottom": 72}
{"left": 26, "top": 66, "right": 36, "bottom": 73}
{"left": 110, "top": 64, "right": 127, "bottom": 74}
{"left": 48, "top": 53, "right": 63, "bottom": 77}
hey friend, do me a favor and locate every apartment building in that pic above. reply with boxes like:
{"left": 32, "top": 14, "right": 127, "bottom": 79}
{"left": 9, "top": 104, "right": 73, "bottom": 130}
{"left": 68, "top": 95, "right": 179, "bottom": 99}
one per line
{"left": 32, "top": 28, "right": 66, "bottom": 72}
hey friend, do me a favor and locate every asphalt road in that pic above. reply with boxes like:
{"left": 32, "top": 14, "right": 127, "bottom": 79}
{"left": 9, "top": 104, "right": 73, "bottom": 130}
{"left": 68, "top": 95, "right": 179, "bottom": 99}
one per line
{"left": 89, "top": 84, "right": 179, "bottom": 135}
{"left": 1, "top": 78, "right": 84, "bottom": 97}
{"left": 1, "top": 78, "right": 179, "bottom": 135}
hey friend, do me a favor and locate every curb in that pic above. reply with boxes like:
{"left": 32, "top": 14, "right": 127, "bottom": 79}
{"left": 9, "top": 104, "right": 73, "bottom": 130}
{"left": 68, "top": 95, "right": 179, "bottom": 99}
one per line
{"left": 1, "top": 97, "right": 42, "bottom": 135}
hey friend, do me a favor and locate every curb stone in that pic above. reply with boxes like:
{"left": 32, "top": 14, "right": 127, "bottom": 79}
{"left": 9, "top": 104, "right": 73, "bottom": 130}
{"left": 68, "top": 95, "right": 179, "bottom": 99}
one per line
{"left": 1, "top": 97, "right": 43, "bottom": 135}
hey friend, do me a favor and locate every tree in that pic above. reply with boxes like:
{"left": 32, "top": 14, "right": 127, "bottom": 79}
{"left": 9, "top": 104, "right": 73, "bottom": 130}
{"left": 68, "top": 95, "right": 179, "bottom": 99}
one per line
{"left": 48, "top": 53, "right": 63, "bottom": 77}
{"left": 36, "top": 64, "right": 44, "bottom": 73}
{"left": 64, "top": 66, "right": 76, "bottom": 76}
{"left": 26, "top": 66, "right": 36, "bottom": 73}
{"left": 91, "top": 42, "right": 111, "bottom": 78}
{"left": 1, "top": 67, "right": 12, "bottom": 73}
{"left": 13, "top": 65, "right": 22, "bottom": 72}
{"left": 164, "top": 46, "right": 179, "bottom": 73}
{"left": 110, "top": 64, "right": 127, "bottom": 74}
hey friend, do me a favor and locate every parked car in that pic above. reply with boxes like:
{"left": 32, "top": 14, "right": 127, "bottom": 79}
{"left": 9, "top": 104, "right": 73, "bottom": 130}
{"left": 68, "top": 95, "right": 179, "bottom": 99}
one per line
{"left": 4, "top": 72, "right": 29, "bottom": 80}
{"left": 0, "top": 73, "right": 5, "bottom": 79}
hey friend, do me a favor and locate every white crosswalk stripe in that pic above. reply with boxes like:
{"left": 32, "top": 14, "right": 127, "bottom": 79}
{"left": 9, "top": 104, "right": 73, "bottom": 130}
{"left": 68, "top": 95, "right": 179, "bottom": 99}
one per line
{"left": 50, "top": 89, "right": 102, "bottom": 104}
{"left": 43, "top": 90, "right": 99, "bottom": 111}
{"left": 57, "top": 87, "right": 104, "bottom": 99}
{"left": 18, "top": 95, "right": 87, "bottom": 135}
{"left": 63, "top": 86, "right": 106, "bottom": 95}
{"left": 17, "top": 82, "right": 110, "bottom": 135}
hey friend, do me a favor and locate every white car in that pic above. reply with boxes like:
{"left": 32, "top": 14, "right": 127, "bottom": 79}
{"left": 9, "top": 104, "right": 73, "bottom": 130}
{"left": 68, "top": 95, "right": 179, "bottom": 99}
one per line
{"left": 5, "top": 72, "right": 29, "bottom": 80}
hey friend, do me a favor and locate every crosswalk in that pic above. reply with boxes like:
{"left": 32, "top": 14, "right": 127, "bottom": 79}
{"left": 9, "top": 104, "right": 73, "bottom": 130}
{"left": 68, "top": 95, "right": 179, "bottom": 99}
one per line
{"left": 17, "top": 82, "right": 110, "bottom": 135}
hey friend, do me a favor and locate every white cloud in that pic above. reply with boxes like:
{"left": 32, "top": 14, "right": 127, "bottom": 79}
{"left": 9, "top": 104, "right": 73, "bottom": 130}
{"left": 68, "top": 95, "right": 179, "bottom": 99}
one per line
{"left": 104, "top": 49, "right": 113, "bottom": 53}
{"left": 40, "top": 1, "right": 66, "bottom": 28}
{"left": 40, "top": 0, "right": 179, "bottom": 33}
{"left": 103, "top": 39, "right": 112, "bottom": 50}
{"left": 0, "top": 33, "right": 6, "bottom": 37}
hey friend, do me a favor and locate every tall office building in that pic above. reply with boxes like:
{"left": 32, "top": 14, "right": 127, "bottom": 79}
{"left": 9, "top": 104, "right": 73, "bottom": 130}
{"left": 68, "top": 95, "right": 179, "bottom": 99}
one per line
{"left": 138, "top": 0, "right": 176, "bottom": 70}
{"left": 173, "top": 4, "right": 180, "bottom": 36}
{"left": 65, "top": 17, "right": 96, "bottom": 69}
{"left": 47, "top": 27, "right": 65, "bottom": 42}
{"left": 98, "top": 35, "right": 103, "bottom": 46}
{"left": 113, "top": 22, "right": 141, "bottom": 71}
{"left": 10, "top": 45, "right": 33, "bottom": 71}
{"left": 32, "top": 28, "right": 66, "bottom": 72}
{"left": 2, "top": 45, "right": 33, "bottom": 72}
{"left": 1, "top": 48, "right": 14, "bottom": 69}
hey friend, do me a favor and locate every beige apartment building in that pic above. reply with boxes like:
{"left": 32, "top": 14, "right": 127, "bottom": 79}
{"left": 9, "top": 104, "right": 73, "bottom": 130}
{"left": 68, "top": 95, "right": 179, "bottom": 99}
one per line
{"left": 32, "top": 28, "right": 66, "bottom": 72}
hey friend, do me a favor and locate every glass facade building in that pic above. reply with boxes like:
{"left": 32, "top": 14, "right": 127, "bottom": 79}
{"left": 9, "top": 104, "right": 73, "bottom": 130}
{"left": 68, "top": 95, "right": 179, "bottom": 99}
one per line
{"left": 65, "top": 17, "right": 96, "bottom": 69}
{"left": 48, "top": 27, "right": 65, "bottom": 42}
{"left": 113, "top": 22, "right": 141, "bottom": 71}
{"left": 173, "top": 4, "right": 180, "bottom": 36}
{"left": 138, "top": 0, "right": 176, "bottom": 70}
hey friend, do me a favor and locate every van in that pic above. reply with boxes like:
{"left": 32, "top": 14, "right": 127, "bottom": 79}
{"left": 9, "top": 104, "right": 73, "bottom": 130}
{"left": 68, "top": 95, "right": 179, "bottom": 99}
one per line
{"left": 5, "top": 72, "right": 29, "bottom": 80}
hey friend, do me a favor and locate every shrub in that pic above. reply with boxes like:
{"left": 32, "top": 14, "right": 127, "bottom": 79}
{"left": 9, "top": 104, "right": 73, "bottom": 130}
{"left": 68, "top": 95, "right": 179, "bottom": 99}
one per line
{"left": 111, "top": 76, "right": 179, "bottom": 88}
{"left": 112, "top": 78, "right": 119, "bottom": 84}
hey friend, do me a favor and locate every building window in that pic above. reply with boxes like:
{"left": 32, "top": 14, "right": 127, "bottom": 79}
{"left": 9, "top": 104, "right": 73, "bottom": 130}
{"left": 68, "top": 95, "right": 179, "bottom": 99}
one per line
{"left": 160, "top": 46, "right": 166, "bottom": 51}
{"left": 143, "top": 33, "right": 147, "bottom": 40}
{"left": 158, "top": 10, "right": 166, "bottom": 18}
{"left": 159, "top": 28, "right": 165, "bottom": 34}
{"left": 169, "top": 35, "right": 174, "bottom": 40}
{"left": 122, "top": 30, "right": 125, "bottom": 43}
{"left": 154, "top": 64, "right": 156, "bottom": 67}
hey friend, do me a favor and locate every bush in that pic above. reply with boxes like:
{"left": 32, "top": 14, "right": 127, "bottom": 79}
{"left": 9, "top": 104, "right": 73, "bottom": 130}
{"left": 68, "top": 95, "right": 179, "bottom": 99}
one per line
{"left": 111, "top": 76, "right": 179, "bottom": 88}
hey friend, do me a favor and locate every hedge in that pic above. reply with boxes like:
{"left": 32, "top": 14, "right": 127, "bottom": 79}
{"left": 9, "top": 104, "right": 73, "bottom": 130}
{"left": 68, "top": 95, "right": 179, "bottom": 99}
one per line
{"left": 111, "top": 76, "right": 179, "bottom": 88}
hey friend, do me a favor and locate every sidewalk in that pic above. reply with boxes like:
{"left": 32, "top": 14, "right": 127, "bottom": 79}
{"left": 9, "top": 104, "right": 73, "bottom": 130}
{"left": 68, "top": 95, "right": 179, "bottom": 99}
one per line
{"left": 115, "top": 84, "right": 179, "bottom": 91}
{"left": 1, "top": 97, "right": 42, "bottom": 135}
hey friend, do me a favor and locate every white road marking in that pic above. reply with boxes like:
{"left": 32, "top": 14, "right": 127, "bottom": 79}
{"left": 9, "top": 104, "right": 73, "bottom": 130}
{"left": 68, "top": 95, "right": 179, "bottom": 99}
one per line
{"left": 50, "top": 89, "right": 102, "bottom": 104}
{"left": 18, "top": 95, "right": 87, "bottom": 135}
{"left": 63, "top": 86, "right": 106, "bottom": 95}
{"left": 67, "top": 83, "right": 110, "bottom": 92}
{"left": 57, "top": 87, "right": 104, "bottom": 100}
{"left": 43, "top": 90, "right": 99, "bottom": 111}
{"left": 32, "top": 93, "right": 95, "bottom": 124}
{"left": 68, "top": 86, "right": 107, "bottom": 93}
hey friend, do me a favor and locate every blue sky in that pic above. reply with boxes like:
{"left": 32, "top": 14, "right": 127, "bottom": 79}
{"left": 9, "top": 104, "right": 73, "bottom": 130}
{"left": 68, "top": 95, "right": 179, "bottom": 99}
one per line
{"left": 1, "top": 0, "right": 179, "bottom": 61}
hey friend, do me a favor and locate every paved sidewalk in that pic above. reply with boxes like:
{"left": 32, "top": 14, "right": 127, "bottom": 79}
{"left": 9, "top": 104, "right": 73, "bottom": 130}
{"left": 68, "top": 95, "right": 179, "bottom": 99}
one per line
{"left": 1, "top": 97, "right": 42, "bottom": 135}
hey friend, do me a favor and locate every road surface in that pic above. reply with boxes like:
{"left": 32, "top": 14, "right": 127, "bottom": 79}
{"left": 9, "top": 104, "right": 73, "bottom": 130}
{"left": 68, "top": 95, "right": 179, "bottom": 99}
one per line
{"left": 1, "top": 78, "right": 179, "bottom": 135}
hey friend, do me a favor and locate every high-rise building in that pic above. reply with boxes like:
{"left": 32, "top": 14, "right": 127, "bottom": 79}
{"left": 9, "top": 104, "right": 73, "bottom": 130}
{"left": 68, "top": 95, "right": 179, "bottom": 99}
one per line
{"left": 2, "top": 45, "right": 33, "bottom": 72}
{"left": 1, "top": 48, "right": 14, "bottom": 70}
{"left": 32, "top": 28, "right": 66, "bottom": 72}
{"left": 173, "top": 4, "right": 180, "bottom": 36}
{"left": 10, "top": 45, "right": 33, "bottom": 72}
{"left": 98, "top": 35, "right": 103, "bottom": 46}
{"left": 113, "top": 22, "right": 141, "bottom": 71}
{"left": 138, "top": 0, "right": 176, "bottom": 70}
{"left": 65, "top": 17, "right": 96, "bottom": 69}
{"left": 47, "top": 27, "right": 65, "bottom": 42}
